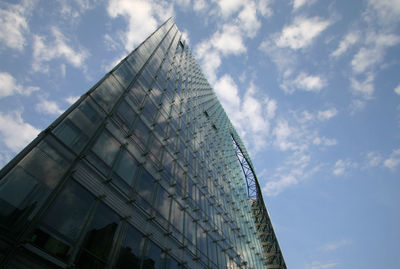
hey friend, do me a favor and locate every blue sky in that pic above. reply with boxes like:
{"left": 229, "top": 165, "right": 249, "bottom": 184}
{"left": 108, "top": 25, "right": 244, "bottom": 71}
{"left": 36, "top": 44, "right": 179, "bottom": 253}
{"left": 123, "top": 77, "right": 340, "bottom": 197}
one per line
{"left": 0, "top": 0, "right": 399, "bottom": 268}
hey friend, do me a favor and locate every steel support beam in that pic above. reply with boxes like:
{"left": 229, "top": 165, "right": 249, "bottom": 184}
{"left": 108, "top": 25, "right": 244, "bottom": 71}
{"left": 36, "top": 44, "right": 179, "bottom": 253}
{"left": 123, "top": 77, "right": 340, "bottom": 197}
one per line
{"left": 231, "top": 134, "right": 287, "bottom": 269}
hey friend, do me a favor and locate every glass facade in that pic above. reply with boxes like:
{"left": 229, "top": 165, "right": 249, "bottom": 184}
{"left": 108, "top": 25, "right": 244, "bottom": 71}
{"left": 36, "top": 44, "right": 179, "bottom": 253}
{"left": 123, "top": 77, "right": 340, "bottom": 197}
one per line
{"left": 0, "top": 19, "right": 285, "bottom": 268}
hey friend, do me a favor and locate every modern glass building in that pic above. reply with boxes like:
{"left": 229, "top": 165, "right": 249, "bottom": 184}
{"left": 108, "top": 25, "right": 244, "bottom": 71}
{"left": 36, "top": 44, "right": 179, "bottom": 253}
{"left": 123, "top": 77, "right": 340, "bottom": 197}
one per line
{"left": 0, "top": 19, "right": 286, "bottom": 269}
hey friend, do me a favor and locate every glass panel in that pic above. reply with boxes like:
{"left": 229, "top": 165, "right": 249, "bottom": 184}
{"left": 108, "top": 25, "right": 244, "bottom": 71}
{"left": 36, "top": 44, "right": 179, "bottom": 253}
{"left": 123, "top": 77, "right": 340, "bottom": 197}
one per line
{"left": 54, "top": 119, "right": 88, "bottom": 154}
{"left": 115, "top": 100, "right": 136, "bottom": 131}
{"left": 131, "top": 118, "right": 150, "bottom": 151}
{"left": 0, "top": 138, "right": 73, "bottom": 236}
{"left": 91, "top": 75, "right": 124, "bottom": 113}
{"left": 170, "top": 199, "right": 183, "bottom": 234}
{"left": 154, "top": 187, "right": 170, "bottom": 224}
{"left": 115, "top": 225, "right": 143, "bottom": 269}
{"left": 114, "top": 149, "right": 138, "bottom": 186}
{"left": 112, "top": 61, "right": 136, "bottom": 89}
{"left": 142, "top": 240, "right": 162, "bottom": 269}
{"left": 165, "top": 254, "right": 180, "bottom": 269}
{"left": 77, "top": 203, "right": 120, "bottom": 263}
{"left": 135, "top": 169, "right": 155, "bottom": 205}
{"left": 92, "top": 131, "right": 120, "bottom": 166}
{"left": 32, "top": 180, "right": 94, "bottom": 260}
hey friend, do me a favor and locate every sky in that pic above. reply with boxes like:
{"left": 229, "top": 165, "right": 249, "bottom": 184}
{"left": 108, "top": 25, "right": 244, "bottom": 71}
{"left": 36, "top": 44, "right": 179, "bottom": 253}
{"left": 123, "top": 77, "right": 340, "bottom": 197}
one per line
{"left": 0, "top": 0, "right": 399, "bottom": 268}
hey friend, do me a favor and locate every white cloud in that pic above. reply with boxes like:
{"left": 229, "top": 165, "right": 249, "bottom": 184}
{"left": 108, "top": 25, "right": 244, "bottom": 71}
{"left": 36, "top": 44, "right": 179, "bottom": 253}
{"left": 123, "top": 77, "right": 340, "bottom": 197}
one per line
{"left": 180, "top": 29, "right": 191, "bottom": 46}
{"left": 318, "top": 108, "right": 338, "bottom": 121}
{"left": 365, "top": 151, "right": 382, "bottom": 168}
{"left": 0, "top": 1, "right": 32, "bottom": 51}
{"left": 331, "top": 32, "right": 359, "bottom": 57}
{"left": 238, "top": 1, "right": 261, "bottom": 38}
{"left": 33, "top": 27, "right": 89, "bottom": 72}
{"left": 366, "top": 0, "right": 400, "bottom": 25}
{"left": 263, "top": 151, "right": 320, "bottom": 196}
{"left": 193, "top": 0, "right": 207, "bottom": 11}
{"left": 275, "top": 16, "right": 332, "bottom": 50}
{"left": 350, "top": 73, "right": 374, "bottom": 100}
{"left": 36, "top": 99, "right": 65, "bottom": 115}
{"left": 65, "top": 96, "right": 80, "bottom": 105}
{"left": 333, "top": 159, "right": 357, "bottom": 176}
{"left": 257, "top": 0, "right": 273, "bottom": 17}
{"left": 212, "top": 24, "right": 246, "bottom": 56}
{"left": 0, "top": 111, "right": 40, "bottom": 152}
{"left": 195, "top": 23, "right": 247, "bottom": 83}
{"left": 351, "top": 33, "right": 400, "bottom": 74}
{"left": 107, "top": 0, "right": 173, "bottom": 52}
{"left": 280, "top": 72, "right": 326, "bottom": 93}
{"left": 293, "top": 0, "right": 316, "bottom": 11}
{"left": 214, "top": 0, "right": 243, "bottom": 17}
{"left": 311, "top": 261, "right": 338, "bottom": 269}
{"left": 0, "top": 72, "right": 39, "bottom": 98}
{"left": 395, "top": 84, "right": 400, "bottom": 95}
{"left": 383, "top": 148, "right": 400, "bottom": 169}
{"left": 213, "top": 75, "right": 276, "bottom": 154}
{"left": 104, "top": 33, "right": 120, "bottom": 51}
{"left": 322, "top": 239, "right": 351, "bottom": 251}
{"left": 313, "top": 136, "right": 337, "bottom": 146}
{"left": 293, "top": 72, "right": 326, "bottom": 92}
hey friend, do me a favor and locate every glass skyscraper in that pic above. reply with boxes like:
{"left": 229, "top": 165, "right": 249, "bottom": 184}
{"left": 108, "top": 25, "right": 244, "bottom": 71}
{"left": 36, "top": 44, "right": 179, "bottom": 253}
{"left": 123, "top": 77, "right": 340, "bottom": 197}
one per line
{"left": 0, "top": 19, "right": 286, "bottom": 269}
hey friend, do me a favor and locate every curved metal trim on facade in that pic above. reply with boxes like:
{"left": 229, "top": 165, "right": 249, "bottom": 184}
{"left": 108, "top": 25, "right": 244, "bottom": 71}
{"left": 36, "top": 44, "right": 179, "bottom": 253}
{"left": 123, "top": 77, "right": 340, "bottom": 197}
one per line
{"left": 231, "top": 134, "right": 287, "bottom": 269}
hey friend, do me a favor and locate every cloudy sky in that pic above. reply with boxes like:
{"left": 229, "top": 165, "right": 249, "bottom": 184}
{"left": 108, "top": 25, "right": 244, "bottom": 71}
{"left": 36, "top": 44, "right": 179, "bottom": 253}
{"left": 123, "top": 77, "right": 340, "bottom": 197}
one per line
{"left": 1, "top": 0, "right": 399, "bottom": 268}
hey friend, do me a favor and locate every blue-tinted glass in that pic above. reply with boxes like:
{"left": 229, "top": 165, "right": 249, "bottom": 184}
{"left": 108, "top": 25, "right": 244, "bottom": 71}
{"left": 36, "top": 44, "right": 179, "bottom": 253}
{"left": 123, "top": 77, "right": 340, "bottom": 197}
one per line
{"left": 32, "top": 180, "right": 94, "bottom": 260}
{"left": 114, "top": 149, "right": 138, "bottom": 186}
{"left": 77, "top": 203, "right": 119, "bottom": 264}
{"left": 142, "top": 240, "right": 162, "bottom": 269}
{"left": 91, "top": 75, "right": 124, "bottom": 113}
{"left": 92, "top": 131, "right": 120, "bottom": 166}
{"left": 116, "top": 225, "right": 143, "bottom": 269}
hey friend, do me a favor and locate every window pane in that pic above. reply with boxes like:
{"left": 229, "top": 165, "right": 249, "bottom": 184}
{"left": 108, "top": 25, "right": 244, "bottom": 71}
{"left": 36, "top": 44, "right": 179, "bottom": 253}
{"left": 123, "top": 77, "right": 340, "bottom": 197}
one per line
{"left": 79, "top": 203, "right": 120, "bottom": 260}
{"left": 54, "top": 119, "right": 88, "bottom": 154}
{"left": 142, "top": 240, "right": 162, "bottom": 269}
{"left": 0, "top": 138, "right": 73, "bottom": 236}
{"left": 135, "top": 169, "right": 155, "bottom": 204}
{"left": 32, "top": 180, "right": 94, "bottom": 260}
{"left": 91, "top": 75, "right": 124, "bottom": 113}
{"left": 154, "top": 187, "right": 170, "bottom": 223}
{"left": 114, "top": 150, "right": 138, "bottom": 186}
{"left": 115, "top": 225, "right": 143, "bottom": 269}
{"left": 92, "top": 131, "right": 120, "bottom": 166}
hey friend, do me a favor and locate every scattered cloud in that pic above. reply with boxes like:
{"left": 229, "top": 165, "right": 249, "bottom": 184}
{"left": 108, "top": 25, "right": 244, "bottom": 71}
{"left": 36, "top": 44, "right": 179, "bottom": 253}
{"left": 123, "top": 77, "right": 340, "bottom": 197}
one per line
{"left": 214, "top": 75, "right": 276, "bottom": 153}
{"left": 331, "top": 32, "right": 359, "bottom": 57}
{"left": 322, "top": 239, "right": 351, "bottom": 251}
{"left": 333, "top": 159, "right": 357, "bottom": 176}
{"left": 383, "top": 148, "right": 400, "bottom": 169}
{"left": 35, "top": 99, "right": 65, "bottom": 115}
{"left": 32, "top": 27, "right": 89, "bottom": 72}
{"left": 318, "top": 108, "right": 338, "bottom": 121}
{"left": 351, "top": 33, "right": 400, "bottom": 74}
{"left": 292, "top": 0, "right": 317, "bottom": 11}
{"left": 275, "top": 16, "right": 332, "bottom": 50}
{"left": 0, "top": 0, "right": 33, "bottom": 51}
{"left": 395, "top": 84, "right": 400, "bottom": 95}
{"left": 311, "top": 261, "right": 338, "bottom": 269}
{"left": 364, "top": 151, "right": 383, "bottom": 168}
{"left": 0, "top": 111, "right": 40, "bottom": 152}
{"left": 107, "top": 0, "right": 173, "bottom": 52}
{"left": 365, "top": 0, "right": 400, "bottom": 25}
{"left": 350, "top": 72, "right": 374, "bottom": 101}
{"left": 193, "top": 0, "right": 207, "bottom": 11}
{"left": 0, "top": 72, "right": 39, "bottom": 98}
{"left": 281, "top": 72, "right": 327, "bottom": 93}
{"left": 214, "top": 0, "right": 243, "bottom": 17}
{"left": 65, "top": 96, "right": 80, "bottom": 105}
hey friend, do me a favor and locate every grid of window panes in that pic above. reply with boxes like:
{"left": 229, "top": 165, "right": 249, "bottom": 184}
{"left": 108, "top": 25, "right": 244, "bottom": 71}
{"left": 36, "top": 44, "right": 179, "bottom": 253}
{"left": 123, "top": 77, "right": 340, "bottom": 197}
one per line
{"left": 0, "top": 19, "right": 266, "bottom": 269}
